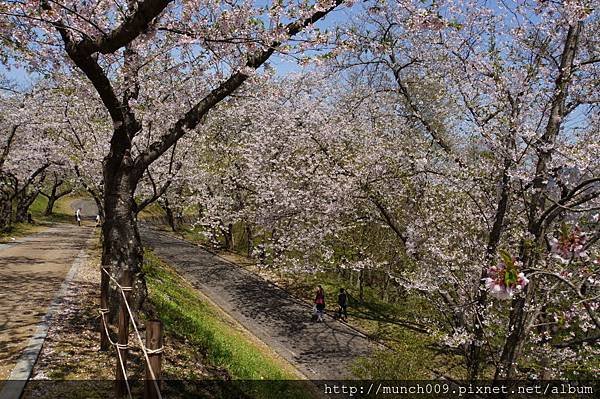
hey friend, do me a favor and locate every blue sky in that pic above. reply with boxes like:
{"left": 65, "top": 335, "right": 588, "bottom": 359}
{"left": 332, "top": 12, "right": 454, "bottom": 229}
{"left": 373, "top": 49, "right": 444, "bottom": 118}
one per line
{"left": 1, "top": 1, "right": 359, "bottom": 87}
{"left": 0, "top": 1, "right": 593, "bottom": 132}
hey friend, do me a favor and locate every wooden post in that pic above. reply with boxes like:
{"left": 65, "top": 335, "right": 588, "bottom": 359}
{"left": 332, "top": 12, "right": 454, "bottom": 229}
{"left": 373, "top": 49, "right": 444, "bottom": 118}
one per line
{"left": 100, "top": 266, "right": 110, "bottom": 351}
{"left": 144, "top": 320, "right": 163, "bottom": 399}
{"left": 115, "top": 270, "right": 133, "bottom": 397}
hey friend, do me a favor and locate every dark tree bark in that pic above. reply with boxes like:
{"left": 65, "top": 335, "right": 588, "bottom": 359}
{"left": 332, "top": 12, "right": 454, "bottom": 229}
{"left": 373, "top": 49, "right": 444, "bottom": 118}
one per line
{"left": 0, "top": 181, "right": 12, "bottom": 230}
{"left": 245, "top": 223, "right": 253, "bottom": 257}
{"left": 15, "top": 188, "right": 41, "bottom": 223}
{"left": 40, "top": 172, "right": 72, "bottom": 216}
{"left": 9, "top": 164, "right": 49, "bottom": 224}
{"left": 102, "top": 161, "right": 148, "bottom": 320}
{"left": 223, "top": 222, "right": 234, "bottom": 250}
{"left": 358, "top": 269, "right": 364, "bottom": 301}
{"left": 0, "top": 126, "right": 19, "bottom": 230}
{"left": 162, "top": 198, "right": 177, "bottom": 231}
{"left": 495, "top": 22, "right": 582, "bottom": 381}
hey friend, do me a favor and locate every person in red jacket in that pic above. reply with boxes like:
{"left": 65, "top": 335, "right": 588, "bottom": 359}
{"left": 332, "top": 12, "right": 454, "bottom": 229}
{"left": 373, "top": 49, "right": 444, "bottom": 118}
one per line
{"left": 314, "top": 285, "right": 325, "bottom": 322}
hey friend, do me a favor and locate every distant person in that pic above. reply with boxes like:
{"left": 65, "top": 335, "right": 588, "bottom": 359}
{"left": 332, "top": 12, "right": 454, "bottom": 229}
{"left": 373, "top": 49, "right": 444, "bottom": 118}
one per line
{"left": 76, "top": 207, "right": 81, "bottom": 226}
{"left": 314, "top": 285, "right": 325, "bottom": 322}
{"left": 27, "top": 212, "right": 33, "bottom": 224}
{"left": 95, "top": 214, "right": 101, "bottom": 227}
{"left": 337, "top": 288, "right": 348, "bottom": 322}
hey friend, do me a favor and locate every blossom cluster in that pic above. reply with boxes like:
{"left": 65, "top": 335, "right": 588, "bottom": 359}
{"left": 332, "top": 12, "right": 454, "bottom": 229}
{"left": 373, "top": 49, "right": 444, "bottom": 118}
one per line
{"left": 484, "top": 252, "right": 529, "bottom": 300}
{"left": 549, "top": 225, "right": 589, "bottom": 264}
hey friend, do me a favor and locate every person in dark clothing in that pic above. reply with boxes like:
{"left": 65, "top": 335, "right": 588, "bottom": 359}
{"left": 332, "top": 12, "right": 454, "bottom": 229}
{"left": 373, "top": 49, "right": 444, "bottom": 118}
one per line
{"left": 314, "top": 285, "right": 325, "bottom": 322}
{"left": 337, "top": 288, "right": 348, "bottom": 321}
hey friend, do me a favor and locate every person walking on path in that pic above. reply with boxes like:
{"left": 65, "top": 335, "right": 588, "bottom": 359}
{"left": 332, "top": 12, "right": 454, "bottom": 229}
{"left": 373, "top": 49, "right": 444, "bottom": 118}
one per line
{"left": 337, "top": 288, "right": 348, "bottom": 322}
{"left": 95, "top": 214, "right": 101, "bottom": 227}
{"left": 314, "top": 285, "right": 325, "bottom": 322}
{"left": 76, "top": 207, "right": 81, "bottom": 226}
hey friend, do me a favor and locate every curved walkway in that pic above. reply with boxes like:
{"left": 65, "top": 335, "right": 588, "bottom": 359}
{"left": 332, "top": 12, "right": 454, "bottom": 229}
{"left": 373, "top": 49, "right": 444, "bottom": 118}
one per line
{"left": 141, "top": 227, "right": 376, "bottom": 380}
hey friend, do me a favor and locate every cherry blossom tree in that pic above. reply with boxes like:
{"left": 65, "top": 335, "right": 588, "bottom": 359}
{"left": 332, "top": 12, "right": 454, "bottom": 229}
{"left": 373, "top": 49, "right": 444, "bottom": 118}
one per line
{"left": 0, "top": 0, "right": 353, "bottom": 312}
{"left": 0, "top": 88, "right": 65, "bottom": 227}
{"left": 39, "top": 169, "right": 73, "bottom": 216}
{"left": 188, "top": 0, "right": 599, "bottom": 380}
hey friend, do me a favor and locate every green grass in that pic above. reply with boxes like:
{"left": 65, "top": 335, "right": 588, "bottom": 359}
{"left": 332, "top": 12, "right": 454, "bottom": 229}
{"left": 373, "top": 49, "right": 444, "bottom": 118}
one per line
{"left": 137, "top": 202, "right": 167, "bottom": 219}
{"left": 143, "top": 251, "right": 317, "bottom": 399}
{"left": 282, "top": 271, "right": 444, "bottom": 379}
{"left": 0, "top": 222, "right": 41, "bottom": 243}
{"left": 31, "top": 193, "right": 79, "bottom": 223}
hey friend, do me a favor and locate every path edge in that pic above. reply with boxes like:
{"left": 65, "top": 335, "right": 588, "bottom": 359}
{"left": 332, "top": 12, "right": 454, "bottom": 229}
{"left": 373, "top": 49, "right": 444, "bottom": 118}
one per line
{"left": 0, "top": 235, "right": 93, "bottom": 399}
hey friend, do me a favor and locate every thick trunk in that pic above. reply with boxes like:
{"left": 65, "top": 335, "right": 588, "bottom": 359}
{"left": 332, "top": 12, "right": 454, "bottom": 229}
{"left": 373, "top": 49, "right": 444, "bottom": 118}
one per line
{"left": 14, "top": 190, "right": 39, "bottom": 223}
{"left": 101, "top": 168, "right": 147, "bottom": 324}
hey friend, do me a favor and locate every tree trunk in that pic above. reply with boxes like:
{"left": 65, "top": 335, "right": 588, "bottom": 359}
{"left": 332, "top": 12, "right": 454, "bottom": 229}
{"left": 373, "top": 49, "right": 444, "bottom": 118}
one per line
{"left": 163, "top": 198, "right": 176, "bottom": 231}
{"left": 44, "top": 196, "right": 56, "bottom": 216}
{"left": 228, "top": 223, "right": 234, "bottom": 250}
{"left": 0, "top": 196, "right": 11, "bottom": 230}
{"left": 0, "top": 175, "right": 12, "bottom": 230}
{"left": 467, "top": 136, "right": 514, "bottom": 380}
{"left": 14, "top": 190, "right": 39, "bottom": 223}
{"left": 358, "top": 269, "right": 364, "bottom": 302}
{"left": 42, "top": 172, "right": 72, "bottom": 216}
{"left": 381, "top": 271, "right": 390, "bottom": 302}
{"left": 245, "top": 223, "right": 253, "bottom": 257}
{"left": 223, "top": 223, "right": 233, "bottom": 251}
{"left": 102, "top": 168, "right": 147, "bottom": 324}
{"left": 495, "top": 21, "right": 582, "bottom": 381}
{"left": 43, "top": 187, "right": 72, "bottom": 216}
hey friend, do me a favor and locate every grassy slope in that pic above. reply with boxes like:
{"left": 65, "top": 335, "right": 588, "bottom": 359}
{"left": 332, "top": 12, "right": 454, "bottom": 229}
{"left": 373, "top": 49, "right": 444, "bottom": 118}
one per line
{"left": 138, "top": 202, "right": 166, "bottom": 219}
{"left": 143, "top": 251, "right": 316, "bottom": 399}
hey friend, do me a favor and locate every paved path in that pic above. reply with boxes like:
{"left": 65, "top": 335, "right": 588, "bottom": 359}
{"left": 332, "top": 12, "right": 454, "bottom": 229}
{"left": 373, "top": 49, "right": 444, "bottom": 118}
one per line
{"left": 0, "top": 202, "right": 96, "bottom": 393}
{"left": 141, "top": 227, "right": 376, "bottom": 379}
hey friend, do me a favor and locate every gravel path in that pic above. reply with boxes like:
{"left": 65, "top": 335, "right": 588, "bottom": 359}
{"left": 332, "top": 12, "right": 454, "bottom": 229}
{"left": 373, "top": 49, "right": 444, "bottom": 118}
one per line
{"left": 141, "top": 226, "right": 376, "bottom": 380}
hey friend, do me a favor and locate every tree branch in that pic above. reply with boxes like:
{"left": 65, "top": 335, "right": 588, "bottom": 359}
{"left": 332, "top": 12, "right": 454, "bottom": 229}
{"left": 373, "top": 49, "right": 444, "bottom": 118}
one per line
{"left": 76, "top": 0, "right": 173, "bottom": 56}
{"left": 134, "top": 0, "right": 345, "bottom": 175}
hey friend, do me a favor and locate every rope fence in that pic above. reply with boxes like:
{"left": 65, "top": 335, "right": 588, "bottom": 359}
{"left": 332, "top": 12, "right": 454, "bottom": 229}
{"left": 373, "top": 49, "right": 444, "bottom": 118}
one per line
{"left": 99, "top": 266, "right": 163, "bottom": 399}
